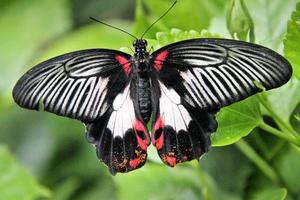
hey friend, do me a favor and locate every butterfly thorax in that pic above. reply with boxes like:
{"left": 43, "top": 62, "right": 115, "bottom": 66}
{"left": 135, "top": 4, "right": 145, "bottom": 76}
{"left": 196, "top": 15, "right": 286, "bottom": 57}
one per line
{"left": 133, "top": 39, "right": 147, "bottom": 54}
{"left": 132, "top": 39, "right": 152, "bottom": 123}
{"left": 132, "top": 39, "right": 150, "bottom": 74}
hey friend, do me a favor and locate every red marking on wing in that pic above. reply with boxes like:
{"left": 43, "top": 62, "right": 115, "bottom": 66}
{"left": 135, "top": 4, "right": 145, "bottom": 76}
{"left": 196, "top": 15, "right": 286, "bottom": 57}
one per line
{"left": 165, "top": 156, "right": 176, "bottom": 167}
{"left": 115, "top": 55, "right": 131, "bottom": 75}
{"left": 152, "top": 116, "right": 164, "bottom": 150}
{"left": 154, "top": 50, "right": 168, "bottom": 71}
{"left": 129, "top": 158, "right": 141, "bottom": 168}
{"left": 133, "top": 119, "right": 150, "bottom": 151}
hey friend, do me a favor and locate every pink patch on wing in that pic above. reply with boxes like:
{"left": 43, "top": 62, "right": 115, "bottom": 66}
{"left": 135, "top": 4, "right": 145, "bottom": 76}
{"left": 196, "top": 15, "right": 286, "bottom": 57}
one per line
{"left": 154, "top": 50, "right": 168, "bottom": 71}
{"left": 129, "top": 158, "right": 141, "bottom": 168}
{"left": 133, "top": 119, "right": 150, "bottom": 151}
{"left": 115, "top": 55, "right": 131, "bottom": 75}
{"left": 152, "top": 116, "right": 164, "bottom": 150}
{"left": 165, "top": 156, "right": 176, "bottom": 167}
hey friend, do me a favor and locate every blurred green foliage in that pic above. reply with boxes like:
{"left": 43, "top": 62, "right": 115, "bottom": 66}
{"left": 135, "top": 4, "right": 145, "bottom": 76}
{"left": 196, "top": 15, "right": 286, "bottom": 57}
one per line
{"left": 0, "top": 146, "right": 50, "bottom": 199}
{"left": 0, "top": 0, "right": 300, "bottom": 200}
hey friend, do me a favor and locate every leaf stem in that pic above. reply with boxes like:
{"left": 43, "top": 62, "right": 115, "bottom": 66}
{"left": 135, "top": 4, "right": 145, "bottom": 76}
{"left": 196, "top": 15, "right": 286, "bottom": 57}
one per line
{"left": 259, "top": 122, "right": 300, "bottom": 146}
{"left": 257, "top": 93, "right": 300, "bottom": 142}
{"left": 235, "top": 139, "right": 279, "bottom": 183}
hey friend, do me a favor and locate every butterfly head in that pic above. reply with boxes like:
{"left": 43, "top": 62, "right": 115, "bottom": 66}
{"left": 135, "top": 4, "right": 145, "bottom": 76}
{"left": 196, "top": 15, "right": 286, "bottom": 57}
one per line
{"left": 133, "top": 39, "right": 148, "bottom": 54}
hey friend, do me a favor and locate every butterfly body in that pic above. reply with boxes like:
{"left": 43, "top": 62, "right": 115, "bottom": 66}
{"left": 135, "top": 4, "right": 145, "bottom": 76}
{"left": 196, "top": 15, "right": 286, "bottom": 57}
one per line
{"left": 13, "top": 38, "right": 292, "bottom": 175}
{"left": 131, "top": 39, "right": 152, "bottom": 123}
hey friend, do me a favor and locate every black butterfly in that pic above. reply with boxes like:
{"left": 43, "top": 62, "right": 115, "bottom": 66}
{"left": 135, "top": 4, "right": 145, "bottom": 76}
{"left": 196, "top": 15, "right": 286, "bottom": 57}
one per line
{"left": 12, "top": 3, "right": 292, "bottom": 175}
{"left": 13, "top": 37, "right": 292, "bottom": 174}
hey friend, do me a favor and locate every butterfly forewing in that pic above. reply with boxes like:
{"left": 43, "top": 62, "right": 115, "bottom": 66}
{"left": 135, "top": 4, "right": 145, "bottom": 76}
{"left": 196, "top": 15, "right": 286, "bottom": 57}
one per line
{"left": 13, "top": 49, "right": 132, "bottom": 122}
{"left": 151, "top": 38, "right": 292, "bottom": 111}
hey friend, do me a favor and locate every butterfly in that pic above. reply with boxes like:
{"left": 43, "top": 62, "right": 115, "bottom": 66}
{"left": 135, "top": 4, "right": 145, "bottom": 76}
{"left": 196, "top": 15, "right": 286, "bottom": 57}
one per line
{"left": 12, "top": 2, "right": 292, "bottom": 175}
{"left": 12, "top": 37, "right": 292, "bottom": 174}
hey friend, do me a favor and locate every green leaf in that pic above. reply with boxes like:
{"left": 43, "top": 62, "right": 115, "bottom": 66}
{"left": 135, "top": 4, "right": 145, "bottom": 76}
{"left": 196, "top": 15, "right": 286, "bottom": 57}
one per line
{"left": 267, "top": 78, "right": 300, "bottom": 124}
{"left": 0, "top": 145, "right": 51, "bottom": 200}
{"left": 226, "top": 0, "right": 255, "bottom": 42}
{"left": 0, "top": 0, "right": 71, "bottom": 103}
{"left": 245, "top": 0, "right": 297, "bottom": 50}
{"left": 250, "top": 188, "right": 287, "bottom": 200}
{"left": 154, "top": 28, "right": 220, "bottom": 50}
{"left": 212, "top": 96, "right": 263, "bottom": 146}
{"left": 284, "top": 1, "right": 300, "bottom": 80}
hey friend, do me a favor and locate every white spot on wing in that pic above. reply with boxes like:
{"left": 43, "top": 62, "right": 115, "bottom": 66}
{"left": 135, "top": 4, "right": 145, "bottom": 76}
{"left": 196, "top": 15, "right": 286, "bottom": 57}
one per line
{"left": 108, "top": 83, "right": 137, "bottom": 138}
{"left": 113, "top": 84, "right": 130, "bottom": 110}
{"left": 114, "top": 109, "right": 124, "bottom": 137}
{"left": 178, "top": 105, "right": 192, "bottom": 123}
{"left": 173, "top": 104, "right": 186, "bottom": 132}
{"left": 158, "top": 82, "right": 193, "bottom": 132}
{"left": 159, "top": 81, "right": 181, "bottom": 105}
{"left": 107, "top": 111, "right": 117, "bottom": 131}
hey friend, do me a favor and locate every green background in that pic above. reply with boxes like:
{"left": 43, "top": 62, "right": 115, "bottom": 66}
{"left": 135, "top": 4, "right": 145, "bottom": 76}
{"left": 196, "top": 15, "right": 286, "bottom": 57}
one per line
{"left": 0, "top": 0, "right": 300, "bottom": 199}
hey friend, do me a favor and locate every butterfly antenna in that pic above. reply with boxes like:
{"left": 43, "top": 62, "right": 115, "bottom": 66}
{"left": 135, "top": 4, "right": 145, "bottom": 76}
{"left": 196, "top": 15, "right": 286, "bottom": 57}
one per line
{"left": 89, "top": 17, "right": 138, "bottom": 40}
{"left": 141, "top": 0, "right": 177, "bottom": 39}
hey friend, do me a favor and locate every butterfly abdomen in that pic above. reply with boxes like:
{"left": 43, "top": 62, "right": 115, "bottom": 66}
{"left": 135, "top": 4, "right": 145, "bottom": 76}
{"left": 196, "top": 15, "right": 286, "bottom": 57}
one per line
{"left": 137, "top": 76, "right": 152, "bottom": 123}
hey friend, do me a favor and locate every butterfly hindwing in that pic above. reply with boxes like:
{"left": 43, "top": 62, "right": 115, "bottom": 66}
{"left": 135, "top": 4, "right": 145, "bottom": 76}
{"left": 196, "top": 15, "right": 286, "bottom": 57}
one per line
{"left": 151, "top": 76, "right": 218, "bottom": 166}
{"left": 85, "top": 80, "right": 150, "bottom": 174}
{"left": 150, "top": 38, "right": 292, "bottom": 166}
{"left": 13, "top": 49, "right": 132, "bottom": 122}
